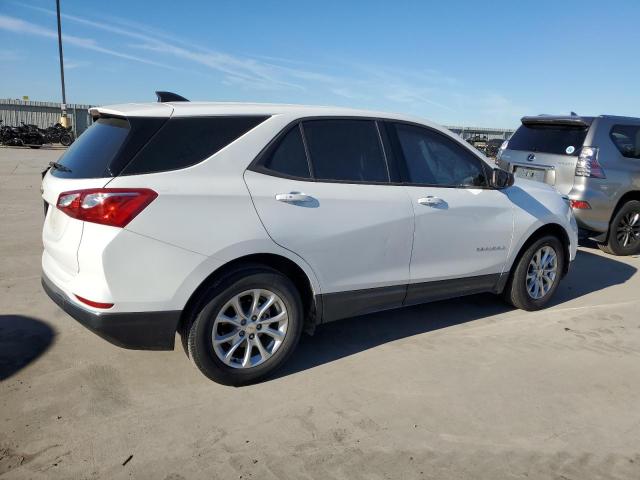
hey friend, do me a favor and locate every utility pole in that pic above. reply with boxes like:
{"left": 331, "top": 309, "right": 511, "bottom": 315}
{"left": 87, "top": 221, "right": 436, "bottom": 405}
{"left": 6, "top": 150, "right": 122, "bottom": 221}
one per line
{"left": 56, "top": 0, "right": 69, "bottom": 127}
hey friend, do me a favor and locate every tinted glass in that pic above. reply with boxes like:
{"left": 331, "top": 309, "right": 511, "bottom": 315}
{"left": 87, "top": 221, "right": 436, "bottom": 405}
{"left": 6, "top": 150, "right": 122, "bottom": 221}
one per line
{"left": 508, "top": 124, "right": 588, "bottom": 156}
{"left": 303, "top": 120, "right": 388, "bottom": 182}
{"left": 393, "top": 123, "right": 488, "bottom": 187}
{"left": 263, "top": 125, "right": 310, "bottom": 178}
{"left": 610, "top": 125, "right": 640, "bottom": 159}
{"left": 122, "top": 116, "right": 268, "bottom": 175}
{"left": 51, "top": 118, "right": 130, "bottom": 178}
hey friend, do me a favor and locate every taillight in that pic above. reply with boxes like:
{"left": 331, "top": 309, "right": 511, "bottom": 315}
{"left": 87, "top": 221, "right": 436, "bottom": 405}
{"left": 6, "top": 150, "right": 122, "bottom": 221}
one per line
{"left": 570, "top": 200, "right": 591, "bottom": 210}
{"left": 56, "top": 188, "right": 157, "bottom": 228}
{"left": 575, "top": 146, "right": 605, "bottom": 178}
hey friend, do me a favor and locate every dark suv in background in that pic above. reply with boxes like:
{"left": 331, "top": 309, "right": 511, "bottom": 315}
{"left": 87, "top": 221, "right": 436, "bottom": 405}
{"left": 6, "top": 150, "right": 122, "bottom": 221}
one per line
{"left": 497, "top": 115, "right": 640, "bottom": 255}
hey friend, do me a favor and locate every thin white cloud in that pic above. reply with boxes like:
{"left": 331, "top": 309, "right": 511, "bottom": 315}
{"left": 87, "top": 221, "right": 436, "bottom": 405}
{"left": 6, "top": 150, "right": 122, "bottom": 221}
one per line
{"left": 0, "top": 14, "right": 179, "bottom": 70}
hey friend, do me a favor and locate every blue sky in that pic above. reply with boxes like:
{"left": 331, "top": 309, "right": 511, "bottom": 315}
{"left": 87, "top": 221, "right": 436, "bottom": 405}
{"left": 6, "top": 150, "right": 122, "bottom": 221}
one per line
{"left": 1, "top": 0, "right": 639, "bottom": 128}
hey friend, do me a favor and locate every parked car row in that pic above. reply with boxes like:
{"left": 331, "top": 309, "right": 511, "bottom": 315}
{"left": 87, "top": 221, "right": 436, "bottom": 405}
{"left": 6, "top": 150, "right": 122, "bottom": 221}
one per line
{"left": 497, "top": 114, "right": 640, "bottom": 256}
{"left": 0, "top": 120, "right": 75, "bottom": 148}
{"left": 41, "top": 92, "right": 580, "bottom": 385}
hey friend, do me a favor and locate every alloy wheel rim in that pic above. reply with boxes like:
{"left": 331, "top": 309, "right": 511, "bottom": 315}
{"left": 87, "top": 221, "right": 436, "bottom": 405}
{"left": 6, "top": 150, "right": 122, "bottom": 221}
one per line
{"left": 616, "top": 211, "right": 640, "bottom": 248}
{"left": 212, "top": 289, "right": 288, "bottom": 369}
{"left": 526, "top": 246, "right": 558, "bottom": 300}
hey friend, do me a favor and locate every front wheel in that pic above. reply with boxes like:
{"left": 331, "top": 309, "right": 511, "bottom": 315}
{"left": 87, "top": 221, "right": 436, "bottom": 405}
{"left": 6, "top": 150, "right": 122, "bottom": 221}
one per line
{"left": 503, "top": 235, "right": 565, "bottom": 311}
{"left": 186, "top": 267, "right": 303, "bottom": 385}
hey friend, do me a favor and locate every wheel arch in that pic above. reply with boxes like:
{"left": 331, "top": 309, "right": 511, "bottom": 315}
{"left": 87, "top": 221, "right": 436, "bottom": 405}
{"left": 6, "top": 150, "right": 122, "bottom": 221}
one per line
{"left": 610, "top": 191, "right": 640, "bottom": 225}
{"left": 178, "top": 253, "right": 320, "bottom": 339}
{"left": 502, "top": 223, "right": 571, "bottom": 292}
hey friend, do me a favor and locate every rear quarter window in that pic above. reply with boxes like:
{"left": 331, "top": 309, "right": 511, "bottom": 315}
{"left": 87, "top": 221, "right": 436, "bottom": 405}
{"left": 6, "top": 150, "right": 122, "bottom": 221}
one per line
{"left": 121, "top": 116, "right": 268, "bottom": 175}
{"left": 508, "top": 124, "right": 589, "bottom": 156}
{"left": 610, "top": 125, "right": 640, "bottom": 159}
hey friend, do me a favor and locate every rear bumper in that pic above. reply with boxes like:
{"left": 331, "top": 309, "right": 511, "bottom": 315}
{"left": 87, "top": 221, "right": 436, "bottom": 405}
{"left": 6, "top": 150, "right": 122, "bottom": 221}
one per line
{"left": 42, "top": 273, "right": 180, "bottom": 350}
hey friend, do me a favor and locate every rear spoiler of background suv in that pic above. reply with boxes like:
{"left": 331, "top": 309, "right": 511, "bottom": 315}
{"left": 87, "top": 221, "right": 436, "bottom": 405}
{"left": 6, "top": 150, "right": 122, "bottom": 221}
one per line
{"left": 521, "top": 116, "right": 592, "bottom": 128}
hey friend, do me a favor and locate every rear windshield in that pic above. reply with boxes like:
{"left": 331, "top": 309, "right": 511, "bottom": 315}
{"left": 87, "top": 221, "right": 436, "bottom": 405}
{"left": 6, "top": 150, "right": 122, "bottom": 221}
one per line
{"left": 508, "top": 124, "right": 589, "bottom": 156}
{"left": 51, "top": 115, "right": 268, "bottom": 179}
{"left": 52, "top": 118, "right": 132, "bottom": 178}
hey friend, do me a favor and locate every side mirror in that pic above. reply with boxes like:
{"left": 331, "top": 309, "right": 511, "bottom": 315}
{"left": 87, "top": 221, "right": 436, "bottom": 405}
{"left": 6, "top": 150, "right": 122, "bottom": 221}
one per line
{"left": 491, "top": 168, "right": 514, "bottom": 189}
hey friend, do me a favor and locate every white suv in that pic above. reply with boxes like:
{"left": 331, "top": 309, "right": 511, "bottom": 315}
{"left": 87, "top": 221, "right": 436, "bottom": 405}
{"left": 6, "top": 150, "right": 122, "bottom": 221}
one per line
{"left": 41, "top": 94, "right": 578, "bottom": 385}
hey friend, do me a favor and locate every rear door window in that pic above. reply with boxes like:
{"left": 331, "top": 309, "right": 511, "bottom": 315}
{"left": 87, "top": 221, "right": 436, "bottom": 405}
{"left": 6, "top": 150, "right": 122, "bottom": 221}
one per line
{"left": 508, "top": 124, "right": 588, "bottom": 156}
{"left": 610, "top": 125, "right": 640, "bottom": 159}
{"left": 302, "top": 119, "right": 388, "bottom": 183}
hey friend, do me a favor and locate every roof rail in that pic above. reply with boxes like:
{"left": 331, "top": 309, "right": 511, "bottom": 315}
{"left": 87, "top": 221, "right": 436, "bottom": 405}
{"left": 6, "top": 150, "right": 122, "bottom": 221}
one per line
{"left": 155, "top": 91, "right": 189, "bottom": 102}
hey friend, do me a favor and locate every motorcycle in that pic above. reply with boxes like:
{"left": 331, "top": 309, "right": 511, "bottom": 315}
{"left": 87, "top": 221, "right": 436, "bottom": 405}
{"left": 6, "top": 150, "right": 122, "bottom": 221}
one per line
{"left": 16, "top": 122, "right": 46, "bottom": 148}
{"left": 0, "top": 120, "right": 23, "bottom": 146}
{"left": 42, "top": 123, "right": 75, "bottom": 146}
{"left": 0, "top": 121, "right": 74, "bottom": 147}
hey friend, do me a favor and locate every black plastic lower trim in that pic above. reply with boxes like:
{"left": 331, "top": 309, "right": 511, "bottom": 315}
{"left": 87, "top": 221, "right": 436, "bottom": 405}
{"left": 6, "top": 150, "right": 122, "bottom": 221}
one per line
{"left": 318, "top": 274, "right": 503, "bottom": 323}
{"left": 319, "top": 284, "right": 407, "bottom": 323}
{"left": 41, "top": 274, "right": 180, "bottom": 350}
{"left": 404, "top": 273, "right": 502, "bottom": 306}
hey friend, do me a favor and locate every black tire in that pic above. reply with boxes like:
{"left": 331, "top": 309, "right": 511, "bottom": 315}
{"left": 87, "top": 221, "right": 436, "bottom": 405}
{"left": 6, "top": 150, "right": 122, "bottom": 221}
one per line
{"left": 60, "top": 133, "right": 73, "bottom": 147}
{"left": 186, "top": 266, "right": 303, "bottom": 385}
{"left": 598, "top": 200, "right": 640, "bottom": 256}
{"left": 503, "top": 235, "right": 565, "bottom": 311}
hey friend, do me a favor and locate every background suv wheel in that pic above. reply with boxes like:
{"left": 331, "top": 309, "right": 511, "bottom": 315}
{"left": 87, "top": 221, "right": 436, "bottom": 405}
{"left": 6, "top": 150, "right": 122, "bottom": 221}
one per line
{"left": 186, "top": 266, "right": 303, "bottom": 385}
{"left": 598, "top": 200, "right": 640, "bottom": 256}
{"left": 503, "top": 235, "right": 565, "bottom": 311}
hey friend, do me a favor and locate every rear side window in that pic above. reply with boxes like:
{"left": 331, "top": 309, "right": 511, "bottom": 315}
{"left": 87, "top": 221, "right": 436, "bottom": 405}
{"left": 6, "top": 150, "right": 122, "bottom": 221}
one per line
{"left": 508, "top": 124, "right": 588, "bottom": 156}
{"left": 262, "top": 125, "right": 310, "bottom": 178}
{"left": 302, "top": 120, "right": 388, "bottom": 183}
{"left": 52, "top": 118, "right": 131, "bottom": 178}
{"left": 122, "top": 116, "right": 268, "bottom": 175}
{"left": 610, "top": 125, "right": 640, "bottom": 159}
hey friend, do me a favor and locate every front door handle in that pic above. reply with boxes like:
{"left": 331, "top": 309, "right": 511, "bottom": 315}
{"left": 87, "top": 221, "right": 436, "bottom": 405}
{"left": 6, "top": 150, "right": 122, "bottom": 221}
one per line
{"left": 275, "top": 192, "right": 314, "bottom": 203}
{"left": 417, "top": 196, "right": 444, "bottom": 206}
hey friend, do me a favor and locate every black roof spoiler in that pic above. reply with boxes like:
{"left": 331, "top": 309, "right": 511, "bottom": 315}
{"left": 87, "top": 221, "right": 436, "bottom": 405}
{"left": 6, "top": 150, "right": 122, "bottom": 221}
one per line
{"left": 155, "top": 91, "right": 189, "bottom": 102}
{"left": 521, "top": 115, "right": 590, "bottom": 128}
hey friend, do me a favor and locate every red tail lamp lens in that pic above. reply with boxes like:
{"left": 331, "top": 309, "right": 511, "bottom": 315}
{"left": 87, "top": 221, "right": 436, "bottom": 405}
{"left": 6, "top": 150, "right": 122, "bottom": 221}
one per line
{"left": 57, "top": 188, "right": 157, "bottom": 227}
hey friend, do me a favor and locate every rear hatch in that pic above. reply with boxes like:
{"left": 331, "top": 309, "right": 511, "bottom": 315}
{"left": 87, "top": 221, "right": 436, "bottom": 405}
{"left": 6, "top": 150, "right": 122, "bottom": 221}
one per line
{"left": 41, "top": 109, "right": 170, "bottom": 277}
{"left": 499, "top": 116, "right": 593, "bottom": 195}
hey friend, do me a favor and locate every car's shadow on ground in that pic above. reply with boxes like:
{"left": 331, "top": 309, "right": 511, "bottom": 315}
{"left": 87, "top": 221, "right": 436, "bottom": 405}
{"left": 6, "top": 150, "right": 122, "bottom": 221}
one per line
{"left": 275, "top": 249, "right": 637, "bottom": 380}
{"left": 0, "top": 315, "right": 55, "bottom": 381}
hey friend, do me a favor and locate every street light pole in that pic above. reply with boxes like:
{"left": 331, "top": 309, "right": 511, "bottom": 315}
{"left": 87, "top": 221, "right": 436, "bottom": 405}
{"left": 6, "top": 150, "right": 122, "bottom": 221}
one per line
{"left": 56, "top": 0, "right": 69, "bottom": 127}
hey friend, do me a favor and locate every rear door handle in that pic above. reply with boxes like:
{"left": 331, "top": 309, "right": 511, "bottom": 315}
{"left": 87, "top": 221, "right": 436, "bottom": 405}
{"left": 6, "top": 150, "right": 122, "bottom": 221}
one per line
{"left": 275, "top": 192, "right": 314, "bottom": 203}
{"left": 417, "top": 196, "right": 444, "bottom": 206}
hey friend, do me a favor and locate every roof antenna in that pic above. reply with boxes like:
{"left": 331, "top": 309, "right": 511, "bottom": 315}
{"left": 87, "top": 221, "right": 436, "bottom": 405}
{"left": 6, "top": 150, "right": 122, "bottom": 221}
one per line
{"left": 155, "top": 91, "right": 189, "bottom": 102}
{"left": 570, "top": 111, "right": 578, "bottom": 116}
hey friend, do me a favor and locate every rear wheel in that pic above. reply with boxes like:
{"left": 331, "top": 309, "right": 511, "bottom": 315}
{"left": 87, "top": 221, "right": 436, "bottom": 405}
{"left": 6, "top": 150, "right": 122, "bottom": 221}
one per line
{"left": 186, "top": 267, "right": 303, "bottom": 385}
{"left": 60, "top": 133, "right": 73, "bottom": 147}
{"left": 503, "top": 235, "right": 565, "bottom": 311}
{"left": 598, "top": 200, "right": 640, "bottom": 256}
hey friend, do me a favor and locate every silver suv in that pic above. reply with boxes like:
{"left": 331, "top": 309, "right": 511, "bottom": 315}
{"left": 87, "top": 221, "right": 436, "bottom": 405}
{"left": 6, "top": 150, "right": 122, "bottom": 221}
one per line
{"left": 497, "top": 115, "right": 640, "bottom": 255}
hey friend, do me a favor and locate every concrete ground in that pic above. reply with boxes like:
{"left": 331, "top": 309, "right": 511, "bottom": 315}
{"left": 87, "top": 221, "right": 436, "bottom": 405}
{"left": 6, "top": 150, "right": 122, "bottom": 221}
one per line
{"left": 1, "top": 147, "right": 639, "bottom": 480}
